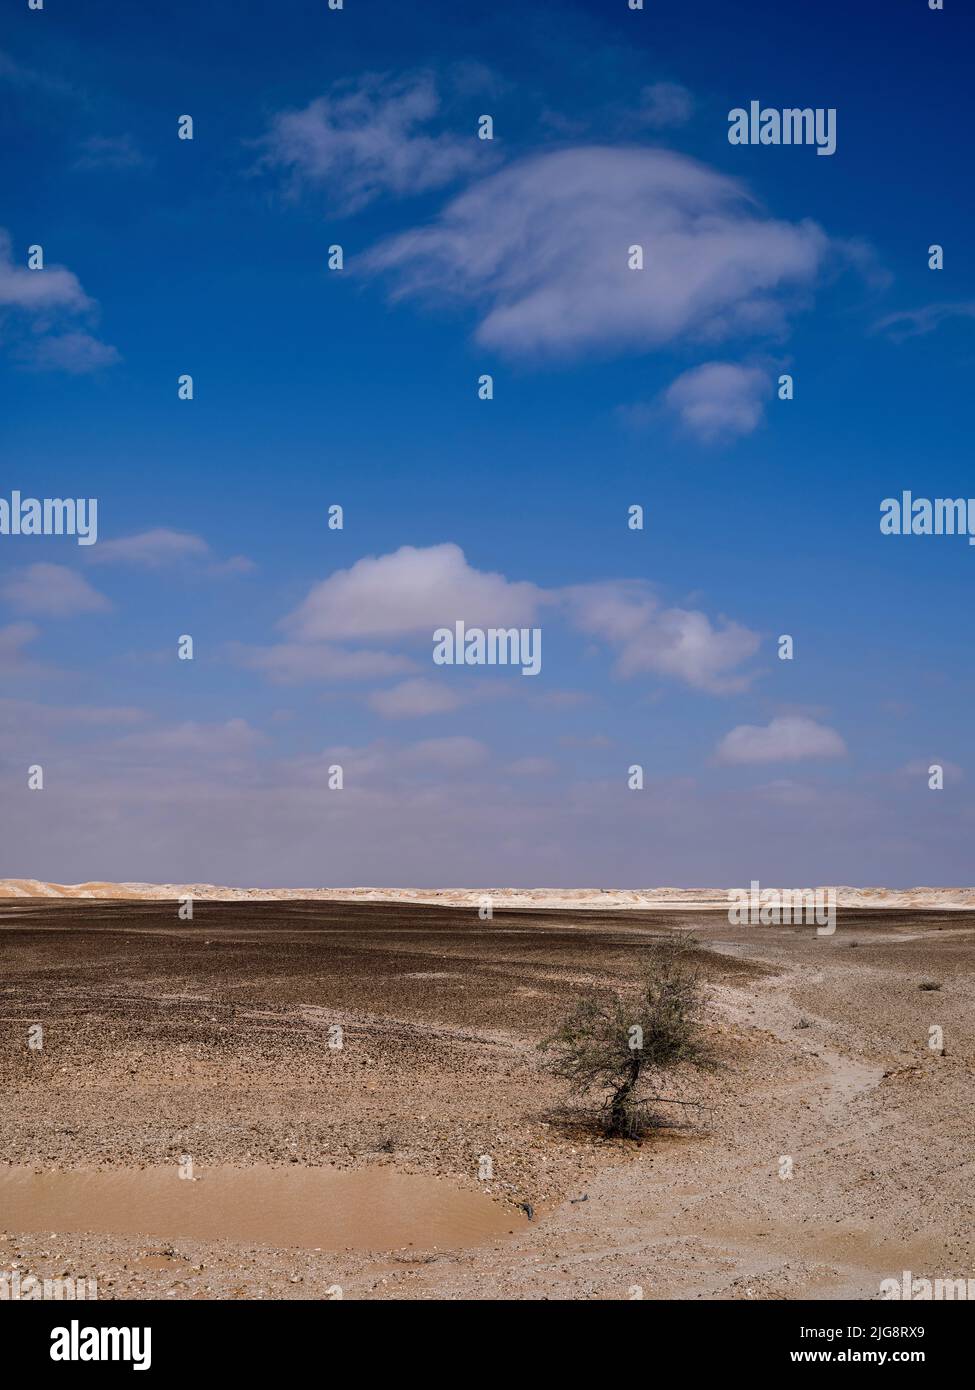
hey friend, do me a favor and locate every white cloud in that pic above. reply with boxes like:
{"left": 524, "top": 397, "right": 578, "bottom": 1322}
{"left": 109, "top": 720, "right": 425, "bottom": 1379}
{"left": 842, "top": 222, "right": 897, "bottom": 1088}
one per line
{"left": 0, "top": 621, "right": 39, "bottom": 668}
{"left": 368, "top": 678, "right": 462, "bottom": 718}
{"left": 21, "top": 331, "right": 120, "bottom": 373}
{"left": 754, "top": 779, "right": 819, "bottom": 806}
{"left": 284, "top": 542, "right": 543, "bottom": 642}
{"left": 0, "top": 228, "right": 117, "bottom": 372}
{"left": 258, "top": 71, "right": 482, "bottom": 214}
{"left": 398, "top": 735, "right": 488, "bottom": 771}
{"left": 87, "top": 528, "right": 253, "bottom": 575}
{"left": 1, "top": 563, "right": 110, "bottom": 617}
{"left": 0, "top": 48, "right": 74, "bottom": 98}
{"left": 88, "top": 529, "right": 209, "bottom": 567}
{"left": 565, "top": 581, "right": 759, "bottom": 693}
{"left": 716, "top": 716, "right": 846, "bottom": 765}
{"left": 229, "top": 641, "right": 414, "bottom": 685}
{"left": 0, "top": 231, "right": 90, "bottom": 314}
{"left": 873, "top": 301, "right": 975, "bottom": 342}
{"left": 364, "top": 146, "right": 829, "bottom": 358}
{"left": 116, "top": 718, "right": 264, "bottom": 758}
{"left": 260, "top": 545, "right": 757, "bottom": 697}
{"left": 662, "top": 361, "right": 772, "bottom": 444}
{"left": 74, "top": 134, "right": 146, "bottom": 172}
{"left": 506, "top": 755, "right": 557, "bottom": 777}
{"left": 312, "top": 735, "right": 489, "bottom": 783}
{"left": 900, "top": 758, "right": 964, "bottom": 785}
{"left": 637, "top": 82, "right": 694, "bottom": 128}
{"left": 0, "top": 698, "right": 145, "bottom": 733}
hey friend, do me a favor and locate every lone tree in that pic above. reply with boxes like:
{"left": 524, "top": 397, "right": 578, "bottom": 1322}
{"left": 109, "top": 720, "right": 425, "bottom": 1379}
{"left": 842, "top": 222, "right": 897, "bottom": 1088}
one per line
{"left": 539, "top": 933, "right": 714, "bottom": 1137}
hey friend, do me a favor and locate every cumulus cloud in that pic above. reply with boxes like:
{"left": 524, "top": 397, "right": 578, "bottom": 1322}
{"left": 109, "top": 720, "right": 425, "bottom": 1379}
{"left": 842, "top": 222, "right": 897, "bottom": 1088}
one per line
{"left": 716, "top": 716, "right": 846, "bottom": 765}
{"left": 249, "top": 545, "right": 758, "bottom": 697}
{"left": 257, "top": 71, "right": 482, "bottom": 214}
{"left": 0, "top": 228, "right": 117, "bottom": 372}
{"left": 284, "top": 542, "right": 543, "bottom": 642}
{"left": 565, "top": 581, "right": 759, "bottom": 693}
{"left": 364, "top": 146, "right": 829, "bottom": 358}
{"left": 637, "top": 82, "right": 694, "bottom": 128}
{"left": 662, "top": 361, "right": 772, "bottom": 444}
{"left": 1, "top": 563, "right": 110, "bottom": 617}
{"left": 222, "top": 540, "right": 760, "bottom": 700}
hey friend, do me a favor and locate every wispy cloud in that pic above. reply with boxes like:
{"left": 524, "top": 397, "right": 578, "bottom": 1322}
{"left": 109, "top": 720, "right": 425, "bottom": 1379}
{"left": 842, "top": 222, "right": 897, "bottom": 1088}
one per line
{"left": 367, "top": 677, "right": 463, "bottom": 718}
{"left": 1, "top": 563, "right": 110, "bottom": 617}
{"left": 364, "top": 147, "right": 830, "bottom": 358}
{"left": 0, "top": 621, "right": 40, "bottom": 671}
{"left": 73, "top": 134, "right": 148, "bottom": 173}
{"left": 873, "top": 301, "right": 975, "bottom": 342}
{"left": 20, "top": 331, "right": 120, "bottom": 374}
{"left": 87, "top": 528, "right": 254, "bottom": 575}
{"left": 0, "top": 228, "right": 118, "bottom": 373}
{"left": 636, "top": 81, "right": 694, "bottom": 128}
{"left": 228, "top": 642, "right": 414, "bottom": 685}
{"left": 115, "top": 718, "right": 264, "bottom": 759}
{"left": 0, "top": 48, "right": 74, "bottom": 99}
{"left": 257, "top": 71, "right": 484, "bottom": 215}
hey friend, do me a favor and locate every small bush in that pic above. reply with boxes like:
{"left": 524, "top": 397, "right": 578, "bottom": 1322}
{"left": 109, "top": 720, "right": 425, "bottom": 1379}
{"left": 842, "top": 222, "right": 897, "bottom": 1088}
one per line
{"left": 538, "top": 933, "right": 715, "bottom": 1138}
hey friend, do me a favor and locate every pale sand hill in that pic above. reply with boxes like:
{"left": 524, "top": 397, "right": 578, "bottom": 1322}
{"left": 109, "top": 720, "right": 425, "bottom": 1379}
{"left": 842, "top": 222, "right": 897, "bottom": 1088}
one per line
{"left": 1, "top": 878, "right": 974, "bottom": 909}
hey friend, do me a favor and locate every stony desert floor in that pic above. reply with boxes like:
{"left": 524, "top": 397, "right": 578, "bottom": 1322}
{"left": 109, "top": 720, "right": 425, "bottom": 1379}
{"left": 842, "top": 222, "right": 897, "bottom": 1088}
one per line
{"left": 1, "top": 899, "right": 972, "bottom": 1300}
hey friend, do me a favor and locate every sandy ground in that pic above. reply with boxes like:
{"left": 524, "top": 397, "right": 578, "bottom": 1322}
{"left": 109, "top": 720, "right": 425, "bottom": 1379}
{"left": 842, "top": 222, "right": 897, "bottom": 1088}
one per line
{"left": 1, "top": 898, "right": 972, "bottom": 1300}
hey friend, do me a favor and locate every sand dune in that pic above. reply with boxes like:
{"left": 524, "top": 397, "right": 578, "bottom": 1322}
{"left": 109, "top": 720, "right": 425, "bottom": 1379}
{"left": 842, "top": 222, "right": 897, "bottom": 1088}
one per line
{"left": 2, "top": 877, "right": 974, "bottom": 909}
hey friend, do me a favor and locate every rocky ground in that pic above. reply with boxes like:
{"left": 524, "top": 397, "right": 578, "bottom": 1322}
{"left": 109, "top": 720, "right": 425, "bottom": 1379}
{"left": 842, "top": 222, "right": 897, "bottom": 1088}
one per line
{"left": 1, "top": 899, "right": 972, "bottom": 1299}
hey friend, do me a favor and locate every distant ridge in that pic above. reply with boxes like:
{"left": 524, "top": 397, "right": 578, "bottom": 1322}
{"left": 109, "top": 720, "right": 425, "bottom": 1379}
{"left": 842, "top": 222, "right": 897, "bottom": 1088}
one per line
{"left": 2, "top": 880, "right": 974, "bottom": 910}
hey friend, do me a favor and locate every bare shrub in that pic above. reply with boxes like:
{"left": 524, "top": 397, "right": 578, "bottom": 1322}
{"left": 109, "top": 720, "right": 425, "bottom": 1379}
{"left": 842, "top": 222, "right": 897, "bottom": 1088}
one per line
{"left": 538, "top": 933, "right": 716, "bottom": 1138}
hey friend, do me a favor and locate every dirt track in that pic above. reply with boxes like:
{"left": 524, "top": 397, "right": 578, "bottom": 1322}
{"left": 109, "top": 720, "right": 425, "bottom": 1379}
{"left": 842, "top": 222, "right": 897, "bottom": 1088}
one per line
{"left": 1, "top": 900, "right": 972, "bottom": 1299}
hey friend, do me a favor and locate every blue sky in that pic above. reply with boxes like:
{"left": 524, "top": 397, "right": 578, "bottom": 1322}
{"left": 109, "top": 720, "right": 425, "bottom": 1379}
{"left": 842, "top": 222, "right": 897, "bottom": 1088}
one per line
{"left": 1, "top": 0, "right": 973, "bottom": 887}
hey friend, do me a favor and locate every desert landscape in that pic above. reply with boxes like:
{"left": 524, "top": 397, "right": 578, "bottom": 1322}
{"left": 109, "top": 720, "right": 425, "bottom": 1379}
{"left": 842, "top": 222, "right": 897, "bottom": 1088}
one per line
{"left": 2, "top": 885, "right": 972, "bottom": 1301}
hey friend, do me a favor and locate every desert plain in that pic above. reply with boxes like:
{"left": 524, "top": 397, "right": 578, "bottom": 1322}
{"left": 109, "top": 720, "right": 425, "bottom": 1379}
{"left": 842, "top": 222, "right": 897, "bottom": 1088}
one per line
{"left": 0, "top": 884, "right": 972, "bottom": 1300}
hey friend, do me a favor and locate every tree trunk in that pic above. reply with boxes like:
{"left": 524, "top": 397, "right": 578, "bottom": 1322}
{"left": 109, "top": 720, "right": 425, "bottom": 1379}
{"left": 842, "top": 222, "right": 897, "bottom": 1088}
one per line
{"left": 609, "top": 1055, "right": 642, "bottom": 1135}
